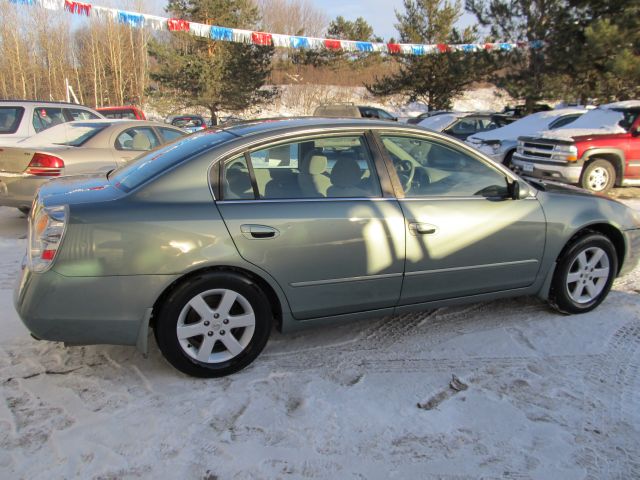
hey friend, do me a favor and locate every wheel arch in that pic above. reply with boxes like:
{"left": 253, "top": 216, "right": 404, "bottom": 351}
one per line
{"left": 581, "top": 149, "right": 625, "bottom": 187}
{"left": 557, "top": 223, "right": 625, "bottom": 274}
{"left": 150, "top": 265, "right": 284, "bottom": 332}
{"left": 538, "top": 222, "right": 626, "bottom": 301}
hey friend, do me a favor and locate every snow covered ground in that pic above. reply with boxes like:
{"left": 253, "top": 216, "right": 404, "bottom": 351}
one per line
{"left": 1, "top": 192, "right": 639, "bottom": 479}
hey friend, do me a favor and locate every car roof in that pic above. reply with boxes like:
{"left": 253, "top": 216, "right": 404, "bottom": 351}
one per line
{"left": 0, "top": 100, "right": 95, "bottom": 107}
{"left": 96, "top": 106, "right": 142, "bottom": 111}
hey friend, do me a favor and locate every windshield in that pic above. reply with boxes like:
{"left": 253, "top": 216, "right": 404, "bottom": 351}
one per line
{"left": 419, "top": 114, "right": 459, "bottom": 131}
{"left": 0, "top": 107, "right": 24, "bottom": 134}
{"left": 19, "top": 122, "right": 110, "bottom": 146}
{"left": 110, "top": 129, "right": 235, "bottom": 192}
{"left": 562, "top": 108, "right": 638, "bottom": 133}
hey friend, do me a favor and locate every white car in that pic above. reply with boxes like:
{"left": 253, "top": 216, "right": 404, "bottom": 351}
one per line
{"left": 0, "top": 100, "right": 104, "bottom": 146}
{"left": 466, "top": 108, "right": 587, "bottom": 166}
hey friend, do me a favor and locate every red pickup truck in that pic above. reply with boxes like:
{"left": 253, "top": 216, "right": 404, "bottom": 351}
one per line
{"left": 511, "top": 101, "right": 640, "bottom": 193}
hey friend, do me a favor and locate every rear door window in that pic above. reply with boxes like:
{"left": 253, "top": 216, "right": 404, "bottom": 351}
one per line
{"left": 0, "top": 107, "right": 24, "bottom": 134}
{"left": 115, "top": 127, "right": 160, "bottom": 151}
{"left": 223, "top": 135, "right": 382, "bottom": 200}
{"left": 66, "top": 108, "right": 101, "bottom": 120}
{"left": 32, "top": 107, "right": 66, "bottom": 133}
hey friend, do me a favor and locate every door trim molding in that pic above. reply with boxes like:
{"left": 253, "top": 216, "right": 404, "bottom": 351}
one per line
{"left": 405, "top": 259, "right": 539, "bottom": 277}
{"left": 291, "top": 272, "right": 403, "bottom": 288}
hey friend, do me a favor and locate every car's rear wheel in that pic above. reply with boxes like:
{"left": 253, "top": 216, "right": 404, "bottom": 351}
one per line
{"left": 581, "top": 159, "right": 616, "bottom": 193}
{"left": 549, "top": 233, "right": 617, "bottom": 314}
{"left": 17, "top": 207, "right": 30, "bottom": 216}
{"left": 154, "top": 272, "right": 272, "bottom": 377}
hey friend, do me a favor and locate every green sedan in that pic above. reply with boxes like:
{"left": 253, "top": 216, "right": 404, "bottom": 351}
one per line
{"left": 14, "top": 119, "right": 640, "bottom": 377}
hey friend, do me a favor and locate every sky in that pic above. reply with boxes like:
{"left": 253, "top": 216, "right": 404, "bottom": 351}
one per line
{"left": 307, "top": 0, "right": 479, "bottom": 41}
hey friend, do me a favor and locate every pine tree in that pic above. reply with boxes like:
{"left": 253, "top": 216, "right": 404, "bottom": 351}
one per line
{"left": 293, "top": 16, "right": 382, "bottom": 68}
{"left": 552, "top": 0, "right": 640, "bottom": 102}
{"left": 149, "top": 0, "right": 277, "bottom": 123}
{"left": 367, "top": 0, "right": 489, "bottom": 111}
{"left": 466, "top": 0, "right": 567, "bottom": 112}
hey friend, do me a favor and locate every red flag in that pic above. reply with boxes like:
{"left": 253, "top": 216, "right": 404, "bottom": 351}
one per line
{"left": 251, "top": 32, "right": 273, "bottom": 46}
{"left": 324, "top": 39, "right": 342, "bottom": 51}
{"left": 387, "top": 43, "right": 401, "bottom": 54}
{"left": 167, "top": 19, "right": 190, "bottom": 32}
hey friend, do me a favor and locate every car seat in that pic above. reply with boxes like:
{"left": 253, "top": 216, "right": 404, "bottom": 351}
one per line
{"left": 298, "top": 151, "right": 330, "bottom": 197}
{"left": 327, "top": 158, "right": 369, "bottom": 197}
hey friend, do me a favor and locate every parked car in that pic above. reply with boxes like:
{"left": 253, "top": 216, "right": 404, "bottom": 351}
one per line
{"left": 0, "top": 119, "right": 185, "bottom": 213}
{"left": 0, "top": 100, "right": 103, "bottom": 146}
{"left": 14, "top": 118, "right": 640, "bottom": 377}
{"left": 406, "top": 110, "right": 452, "bottom": 124}
{"left": 501, "top": 103, "right": 553, "bottom": 118}
{"left": 313, "top": 103, "right": 398, "bottom": 121}
{"left": 511, "top": 101, "right": 640, "bottom": 193}
{"left": 167, "top": 114, "right": 208, "bottom": 133}
{"left": 466, "top": 108, "right": 587, "bottom": 166}
{"left": 418, "top": 112, "right": 511, "bottom": 140}
{"left": 96, "top": 106, "right": 146, "bottom": 120}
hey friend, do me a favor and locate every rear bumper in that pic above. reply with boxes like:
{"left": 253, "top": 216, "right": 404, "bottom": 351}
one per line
{"left": 0, "top": 173, "right": 45, "bottom": 209}
{"left": 511, "top": 154, "right": 583, "bottom": 184}
{"left": 14, "top": 263, "right": 178, "bottom": 346}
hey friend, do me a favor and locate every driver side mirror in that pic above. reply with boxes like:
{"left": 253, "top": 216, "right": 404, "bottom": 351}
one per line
{"left": 507, "top": 179, "right": 521, "bottom": 200}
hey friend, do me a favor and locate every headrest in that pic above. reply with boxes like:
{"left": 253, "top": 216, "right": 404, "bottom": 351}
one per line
{"left": 330, "top": 158, "right": 362, "bottom": 187}
{"left": 132, "top": 132, "right": 152, "bottom": 150}
{"left": 307, "top": 155, "right": 328, "bottom": 175}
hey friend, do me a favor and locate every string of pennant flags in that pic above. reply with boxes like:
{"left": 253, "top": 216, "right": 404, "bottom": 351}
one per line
{"left": 7, "top": 0, "right": 544, "bottom": 55}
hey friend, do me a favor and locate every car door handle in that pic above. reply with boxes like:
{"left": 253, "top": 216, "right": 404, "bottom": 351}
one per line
{"left": 240, "top": 224, "right": 280, "bottom": 239}
{"left": 408, "top": 222, "right": 438, "bottom": 235}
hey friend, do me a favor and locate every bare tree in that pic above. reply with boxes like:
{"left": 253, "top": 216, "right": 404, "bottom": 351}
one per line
{"left": 257, "top": 0, "right": 327, "bottom": 36}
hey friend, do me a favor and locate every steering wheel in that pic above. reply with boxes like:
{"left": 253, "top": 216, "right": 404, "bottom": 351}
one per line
{"left": 395, "top": 159, "right": 415, "bottom": 191}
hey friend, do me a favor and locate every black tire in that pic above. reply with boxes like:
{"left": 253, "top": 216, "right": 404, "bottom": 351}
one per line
{"left": 17, "top": 207, "right": 30, "bottom": 216}
{"left": 154, "top": 272, "right": 272, "bottom": 377}
{"left": 502, "top": 150, "right": 515, "bottom": 169}
{"left": 549, "top": 233, "right": 617, "bottom": 314}
{"left": 581, "top": 159, "right": 616, "bottom": 193}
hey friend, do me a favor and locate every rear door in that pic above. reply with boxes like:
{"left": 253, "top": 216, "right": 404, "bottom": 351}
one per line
{"left": 215, "top": 132, "right": 406, "bottom": 320}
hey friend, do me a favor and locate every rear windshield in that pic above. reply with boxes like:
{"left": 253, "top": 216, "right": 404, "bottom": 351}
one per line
{"left": 0, "top": 107, "right": 25, "bottom": 134}
{"left": 101, "top": 110, "right": 138, "bottom": 120}
{"left": 19, "top": 122, "right": 110, "bottom": 147}
{"left": 56, "top": 123, "right": 110, "bottom": 146}
{"left": 110, "top": 129, "right": 235, "bottom": 192}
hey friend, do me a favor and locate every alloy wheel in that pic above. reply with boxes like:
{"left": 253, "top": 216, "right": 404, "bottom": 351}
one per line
{"left": 565, "top": 247, "right": 610, "bottom": 304}
{"left": 176, "top": 289, "right": 256, "bottom": 363}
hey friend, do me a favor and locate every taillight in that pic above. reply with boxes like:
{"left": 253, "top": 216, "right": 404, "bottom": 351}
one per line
{"left": 25, "top": 153, "right": 65, "bottom": 177}
{"left": 28, "top": 204, "right": 67, "bottom": 272}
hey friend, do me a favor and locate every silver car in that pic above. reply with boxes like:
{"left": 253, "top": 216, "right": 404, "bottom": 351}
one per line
{"left": 14, "top": 119, "right": 640, "bottom": 377}
{"left": 0, "top": 100, "right": 104, "bottom": 146}
{"left": 0, "top": 119, "right": 186, "bottom": 213}
{"left": 466, "top": 108, "right": 587, "bottom": 166}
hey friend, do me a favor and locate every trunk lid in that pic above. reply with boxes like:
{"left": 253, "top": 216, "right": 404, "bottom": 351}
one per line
{"left": 37, "top": 173, "right": 125, "bottom": 207}
{"left": 0, "top": 145, "right": 72, "bottom": 173}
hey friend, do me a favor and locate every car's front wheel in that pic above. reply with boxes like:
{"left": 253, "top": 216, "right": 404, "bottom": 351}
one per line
{"left": 550, "top": 233, "right": 617, "bottom": 314}
{"left": 155, "top": 272, "right": 272, "bottom": 377}
{"left": 581, "top": 159, "right": 616, "bottom": 193}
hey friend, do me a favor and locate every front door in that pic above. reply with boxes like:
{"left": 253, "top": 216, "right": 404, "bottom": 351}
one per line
{"left": 376, "top": 133, "right": 546, "bottom": 305}
{"left": 215, "top": 133, "right": 406, "bottom": 320}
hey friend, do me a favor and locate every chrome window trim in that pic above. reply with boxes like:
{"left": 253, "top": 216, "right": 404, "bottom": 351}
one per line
{"left": 405, "top": 259, "right": 539, "bottom": 277}
{"left": 291, "top": 272, "right": 403, "bottom": 288}
{"left": 216, "top": 197, "right": 400, "bottom": 205}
